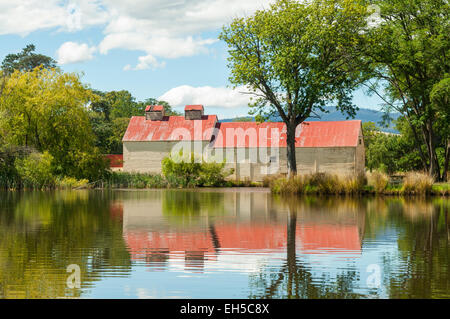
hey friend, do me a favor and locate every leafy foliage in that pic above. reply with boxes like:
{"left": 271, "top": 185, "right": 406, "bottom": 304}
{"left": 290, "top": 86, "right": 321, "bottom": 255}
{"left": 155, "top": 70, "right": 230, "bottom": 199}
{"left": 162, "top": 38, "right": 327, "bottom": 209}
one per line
{"left": 361, "top": 0, "right": 450, "bottom": 180}
{"left": 1, "top": 44, "right": 57, "bottom": 75}
{"left": 15, "top": 151, "right": 55, "bottom": 189}
{"left": 89, "top": 91, "right": 178, "bottom": 155}
{"left": 363, "top": 120, "right": 425, "bottom": 174}
{"left": 0, "top": 67, "right": 107, "bottom": 181}
{"left": 162, "top": 153, "right": 232, "bottom": 187}
{"left": 220, "top": 0, "right": 369, "bottom": 174}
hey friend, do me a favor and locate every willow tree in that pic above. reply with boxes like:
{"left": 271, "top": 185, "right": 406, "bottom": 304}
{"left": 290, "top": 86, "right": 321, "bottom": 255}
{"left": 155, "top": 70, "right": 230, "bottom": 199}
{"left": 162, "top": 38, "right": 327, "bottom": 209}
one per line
{"left": 219, "top": 0, "right": 368, "bottom": 175}
{"left": 0, "top": 67, "right": 107, "bottom": 180}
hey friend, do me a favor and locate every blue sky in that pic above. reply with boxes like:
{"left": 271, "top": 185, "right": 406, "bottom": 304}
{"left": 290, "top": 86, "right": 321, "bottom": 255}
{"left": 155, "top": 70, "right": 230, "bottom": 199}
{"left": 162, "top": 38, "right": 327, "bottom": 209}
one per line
{"left": 0, "top": 0, "right": 384, "bottom": 119}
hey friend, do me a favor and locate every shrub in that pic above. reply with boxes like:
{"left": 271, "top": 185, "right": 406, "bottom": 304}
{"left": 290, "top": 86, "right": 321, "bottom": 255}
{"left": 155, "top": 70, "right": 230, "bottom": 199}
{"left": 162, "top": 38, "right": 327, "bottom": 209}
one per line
{"left": 162, "top": 152, "right": 232, "bottom": 187}
{"left": 15, "top": 151, "right": 56, "bottom": 189}
{"left": 401, "top": 172, "right": 434, "bottom": 195}
{"left": 162, "top": 153, "right": 202, "bottom": 187}
{"left": 262, "top": 175, "right": 281, "bottom": 187}
{"left": 367, "top": 171, "right": 389, "bottom": 193}
{"left": 0, "top": 145, "right": 35, "bottom": 189}
{"left": 57, "top": 177, "right": 90, "bottom": 189}
{"left": 69, "top": 149, "right": 109, "bottom": 182}
{"left": 432, "top": 183, "right": 450, "bottom": 196}
{"left": 198, "top": 162, "right": 230, "bottom": 187}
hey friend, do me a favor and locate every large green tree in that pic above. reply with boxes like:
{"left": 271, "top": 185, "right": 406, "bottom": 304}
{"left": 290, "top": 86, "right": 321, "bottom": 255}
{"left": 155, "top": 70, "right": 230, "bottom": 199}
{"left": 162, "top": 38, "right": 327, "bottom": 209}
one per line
{"left": 0, "top": 67, "right": 107, "bottom": 180}
{"left": 363, "top": 120, "right": 425, "bottom": 173}
{"left": 219, "top": 0, "right": 368, "bottom": 175}
{"left": 89, "top": 91, "right": 178, "bottom": 154}
{"left": 1, "top": 44, "right": 57, "bottom": 75}
{"left": 361, "top": 0, "right": 449, "bottom": 180}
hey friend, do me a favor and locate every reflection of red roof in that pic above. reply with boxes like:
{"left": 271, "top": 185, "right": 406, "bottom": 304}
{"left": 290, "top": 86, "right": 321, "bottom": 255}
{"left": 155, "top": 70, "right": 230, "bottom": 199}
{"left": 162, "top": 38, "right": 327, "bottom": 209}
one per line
{"left": 213, "top": 121, "right": 361, "bottom": 148}
{"left": 216, "top": 224, "right": 286, "bottom": 250}
{"left": 124, "top": 222, "right": 361, "bottom": 262}
{"left": 126, "top": 231, "right": 214, "bottom": 255}
{"left": 122, "top": 115, "right": 218, "bottom": 142}
{"left": 105, "top": 154, "right": 123, "bottom": 168}
{"left": 299, "top": 224, "right": 361, "bottom": 253}
{"left": 109, "top": 203, "right": 123, "bottom": 221}
{"left": 124, "top": 224, "right": 287, "bottom": 261}
{"left": 145, "top": 105, "right": 164, "bottom": 112}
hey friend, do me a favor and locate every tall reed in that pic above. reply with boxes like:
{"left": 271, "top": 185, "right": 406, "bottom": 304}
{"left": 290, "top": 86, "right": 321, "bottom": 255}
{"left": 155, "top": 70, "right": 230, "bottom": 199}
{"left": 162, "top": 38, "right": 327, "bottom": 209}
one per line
{"left": 401, "top": 172, "right": 433, "bottom": 195}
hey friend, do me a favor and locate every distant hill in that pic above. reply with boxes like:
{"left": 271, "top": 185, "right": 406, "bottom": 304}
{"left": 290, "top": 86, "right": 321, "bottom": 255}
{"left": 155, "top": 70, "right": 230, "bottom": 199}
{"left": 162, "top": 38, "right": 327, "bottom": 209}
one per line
{"left": 221, "top": 106, "right": 400, "bottom": 133}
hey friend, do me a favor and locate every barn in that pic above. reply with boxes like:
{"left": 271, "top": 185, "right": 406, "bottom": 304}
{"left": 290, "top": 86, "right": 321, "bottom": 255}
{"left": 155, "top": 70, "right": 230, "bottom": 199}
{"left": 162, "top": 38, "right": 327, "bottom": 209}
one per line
{"left": 122, "top": 105, "right": 365, "bottom": 181}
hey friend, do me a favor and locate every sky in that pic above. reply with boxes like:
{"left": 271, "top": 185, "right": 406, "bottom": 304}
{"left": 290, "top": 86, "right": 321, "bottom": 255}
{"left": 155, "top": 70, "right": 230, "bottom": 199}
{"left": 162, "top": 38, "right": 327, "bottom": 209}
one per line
{"left": 0, "top": 0, "right": 384, "bottom": 119}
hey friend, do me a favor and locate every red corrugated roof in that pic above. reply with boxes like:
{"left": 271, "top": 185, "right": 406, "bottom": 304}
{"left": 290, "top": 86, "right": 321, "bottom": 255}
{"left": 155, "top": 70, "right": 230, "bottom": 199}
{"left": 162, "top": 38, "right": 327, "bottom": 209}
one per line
{"left": 185, "top": 105, "right": 204, "bottom": 111}
{"left": 122, "top": 115, "right": 218, "bottom": 142}
{"left": 145, "top": 105, "right": 164, "bottom": 112}
{"left": 104, "top": 154, "right": 123, "bottom": 167}
{"left": 212, "top": 120, "right": 361, "bottom": 148}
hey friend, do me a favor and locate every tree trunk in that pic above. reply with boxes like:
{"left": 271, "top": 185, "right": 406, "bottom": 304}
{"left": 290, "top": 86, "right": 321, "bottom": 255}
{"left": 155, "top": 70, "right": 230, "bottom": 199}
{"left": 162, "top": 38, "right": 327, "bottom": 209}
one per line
{"left": 423, "top": 121, "right": 440, "bottom": 181}
{"left": 428, "top": 130, "right": 441, "bottom": 181}
{"left": 286, "top": 121, "right": 297, "bottom": 177}
{"left": 444, "top": 140, "right": 449, "bottom": 182}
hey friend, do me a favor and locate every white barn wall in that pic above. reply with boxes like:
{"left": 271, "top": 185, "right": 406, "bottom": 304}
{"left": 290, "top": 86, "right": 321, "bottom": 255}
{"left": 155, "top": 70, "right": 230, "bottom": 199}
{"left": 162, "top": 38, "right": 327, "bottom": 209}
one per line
{"left": 123, "top": 141, "right": 210, "bottom": 173}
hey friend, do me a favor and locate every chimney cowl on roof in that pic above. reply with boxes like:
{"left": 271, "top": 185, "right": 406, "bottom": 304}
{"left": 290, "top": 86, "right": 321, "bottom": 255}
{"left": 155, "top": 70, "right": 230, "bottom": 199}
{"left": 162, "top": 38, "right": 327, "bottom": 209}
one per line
{"left": 184, "top": 105, "right": 204, "bottom": 120}
{"left": 145, "top": 105, "right": 165, "bottom": 121}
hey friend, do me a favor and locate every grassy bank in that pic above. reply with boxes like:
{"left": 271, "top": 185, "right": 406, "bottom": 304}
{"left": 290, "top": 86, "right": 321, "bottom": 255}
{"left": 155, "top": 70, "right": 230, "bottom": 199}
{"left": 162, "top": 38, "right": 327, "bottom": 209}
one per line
{"left": 264, "top": 172, "right": 449, "bottom": 196}
{"left": 98, "top": 171, "right": 261, "bottom": 189}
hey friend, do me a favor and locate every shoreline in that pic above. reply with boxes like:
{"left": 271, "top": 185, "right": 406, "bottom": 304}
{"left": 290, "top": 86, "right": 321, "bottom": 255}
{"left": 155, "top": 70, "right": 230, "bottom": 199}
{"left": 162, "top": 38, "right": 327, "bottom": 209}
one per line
{"left": 3, "top": 186, "right": 448, "bottom": 197}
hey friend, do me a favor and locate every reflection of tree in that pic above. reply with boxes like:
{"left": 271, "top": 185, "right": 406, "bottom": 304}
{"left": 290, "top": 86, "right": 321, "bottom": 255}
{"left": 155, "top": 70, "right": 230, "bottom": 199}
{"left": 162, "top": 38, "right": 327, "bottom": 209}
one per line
{"left": 0, "top": 191, "right": 131, "bottom": 298}
{"left": 249, "top": 198, "right": 362, "bottom": 299}
{"left": 250, "top": 196, "right": 449, "bottom": 299}
{"left": 387, "top": 199, "right": 449, "bottom": 298}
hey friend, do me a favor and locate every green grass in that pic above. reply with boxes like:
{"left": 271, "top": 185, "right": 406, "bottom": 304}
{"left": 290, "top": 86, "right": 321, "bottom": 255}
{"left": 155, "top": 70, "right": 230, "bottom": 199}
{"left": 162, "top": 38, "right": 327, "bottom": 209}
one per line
{"left": 102, "top": 172, "right": 168, "bottom": 189}
{"left": 432, "top": 183, "right": 450, "bottom": 196}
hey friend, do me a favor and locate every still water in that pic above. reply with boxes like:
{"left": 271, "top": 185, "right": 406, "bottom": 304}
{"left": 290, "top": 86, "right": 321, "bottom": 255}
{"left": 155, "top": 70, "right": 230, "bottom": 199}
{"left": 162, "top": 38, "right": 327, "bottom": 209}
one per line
{"left": 0, "top": 189, "right": 448, "bottom": 299}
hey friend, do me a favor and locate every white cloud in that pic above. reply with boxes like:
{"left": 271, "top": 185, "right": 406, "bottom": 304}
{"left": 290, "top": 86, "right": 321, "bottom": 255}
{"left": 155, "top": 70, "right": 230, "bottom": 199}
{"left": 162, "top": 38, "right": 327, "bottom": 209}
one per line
{"left": 124, "top": 54, "right": 166, "bottom": 71}
{"left": 1, "top": 0, "right": 274, "bottom": 68}
{"left": 158, "top": 85, "right": 254, "bottom": 109}
{"left": 57, "top": 42, "right": 96, "bottom": 65}
{"left": 0, "top": 1, "right": 108, "bottom": 36}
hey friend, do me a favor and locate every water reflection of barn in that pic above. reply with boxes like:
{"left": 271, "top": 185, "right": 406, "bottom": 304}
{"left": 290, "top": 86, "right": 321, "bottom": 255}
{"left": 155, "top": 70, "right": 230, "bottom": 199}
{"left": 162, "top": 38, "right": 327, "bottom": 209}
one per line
{"left": 120, "top": 190, "right": 365, "bottom": 271}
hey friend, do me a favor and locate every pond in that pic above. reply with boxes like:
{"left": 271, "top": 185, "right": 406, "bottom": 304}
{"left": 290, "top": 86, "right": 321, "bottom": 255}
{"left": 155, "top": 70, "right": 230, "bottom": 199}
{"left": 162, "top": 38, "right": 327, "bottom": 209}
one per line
{"left": 0, "top": 189, "right": 448, "bottom": 299}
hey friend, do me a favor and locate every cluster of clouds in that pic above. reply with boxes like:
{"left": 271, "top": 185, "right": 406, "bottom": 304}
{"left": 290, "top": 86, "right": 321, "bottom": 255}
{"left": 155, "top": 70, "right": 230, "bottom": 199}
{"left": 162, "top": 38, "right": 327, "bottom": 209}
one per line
{"left": 1, "top": 0, "right": 272, "bottom": 69}
{"left": 1, "top": 0, "right": 275, "bottom": 109}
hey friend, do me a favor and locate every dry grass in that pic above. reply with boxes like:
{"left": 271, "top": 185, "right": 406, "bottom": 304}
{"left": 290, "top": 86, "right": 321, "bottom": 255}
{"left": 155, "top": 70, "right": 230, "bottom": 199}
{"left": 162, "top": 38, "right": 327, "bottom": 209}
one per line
{"left": 401, "top": 172, "right": 434, "bottom": 195}
{"left": 269, "top": 172, "right": 366, "bottom": 195}
{"left": 367, "top": 171, "right": 389, "bottom": 193}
